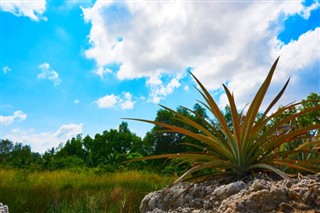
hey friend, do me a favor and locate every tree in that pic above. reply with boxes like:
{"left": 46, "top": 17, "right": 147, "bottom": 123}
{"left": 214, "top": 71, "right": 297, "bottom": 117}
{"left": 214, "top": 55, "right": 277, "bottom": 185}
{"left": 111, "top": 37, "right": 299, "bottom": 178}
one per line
{"left": 55, "top": 134, "right": 86, "bottom": 159}
{"left": 0, "top": 139, "right": 13, "bottom": 163}
{"left": 10, "top": 143, "right": 34, "bottom": 168}
{"left": 143, "top": 108, "right": 187, "bottom": 155}
{"left": 42, "top": 148, "right": 55, "bottom": 169}
{"left": 272, "top": 92, "right": 320, "bottom": 161}
{"left": 298, "top": 92, "right": 320, "bottom": 127}
{"left": 119, "top": 121, "right": 130, "bottom": 133}
{"left": 83, "top": 135, "right": 94, "bottom": 167}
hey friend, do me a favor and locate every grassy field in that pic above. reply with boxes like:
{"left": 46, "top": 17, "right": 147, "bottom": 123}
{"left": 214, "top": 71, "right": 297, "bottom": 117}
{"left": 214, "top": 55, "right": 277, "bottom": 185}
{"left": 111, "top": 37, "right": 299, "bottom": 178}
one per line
{"left": 0, "top": 169, "right": 174, "bottom": 213}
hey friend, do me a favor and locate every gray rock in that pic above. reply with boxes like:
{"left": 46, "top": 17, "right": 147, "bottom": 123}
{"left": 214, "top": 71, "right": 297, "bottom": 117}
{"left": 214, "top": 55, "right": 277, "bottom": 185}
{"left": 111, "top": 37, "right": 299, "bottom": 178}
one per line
{"left": 0, "top": 203, "right": 9, "bottom": 213}
{"left": 191, "top": 198, "right": 204, "bottom": 209}
{"left": 213, "top": 181, "right": 247, "bottom": 200}
{"left": 146, "top": 208, "right": 166, "bottom": 213}
{"left": 140, "top": 173, "right": 320, "bottom": 213}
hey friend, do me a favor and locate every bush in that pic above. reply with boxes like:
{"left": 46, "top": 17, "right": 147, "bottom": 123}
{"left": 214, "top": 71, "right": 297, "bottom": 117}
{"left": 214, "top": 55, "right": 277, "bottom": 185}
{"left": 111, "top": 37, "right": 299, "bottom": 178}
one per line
{"left": 127, "top": 57, "right": 320, "bottom": 183}
{"left": 48, "top": 156, "right": 86, "bottom": 170}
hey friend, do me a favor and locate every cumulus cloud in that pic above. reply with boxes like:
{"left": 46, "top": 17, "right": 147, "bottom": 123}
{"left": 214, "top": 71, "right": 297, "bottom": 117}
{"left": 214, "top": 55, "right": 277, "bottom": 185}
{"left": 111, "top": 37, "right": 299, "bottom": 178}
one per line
{"left": 217, "top": 27, "right": 320, "bottom": 110}
{"left": 37, "top": 63, "right": 61, "bottom": 86}
{"left": 82, "top": 0, "right": 319, "bottom": 107}
{"left": 95, "top": 67, "right": 112, "bottom": 79}
{"left": 0, "top": 0, "right": 47, "bottom": 21}
{"left": 120, "top": 92, "right": 134, "bottom": 109}
{"left": 275, "top": 28, "right": 320, "bottom": 78}
{"left": 2, "top": 66, "right": 11, "bottom": 74}
{"left": 0, "top": 110, "right": 27, "bottom": 126}
{"left": 147, "top": 73, "right": 184, "bottom": 103}
{"left": 54, "top": 123, "right": 83, "bottom": 139}
{"left": 5, "top": 123, "right": 83, "bottom": 153}
{"left": 96, "top": 94, "right": 118, "bottom": 108}
{"left": 96, "top": 92, "right": 135, "bottom": 109}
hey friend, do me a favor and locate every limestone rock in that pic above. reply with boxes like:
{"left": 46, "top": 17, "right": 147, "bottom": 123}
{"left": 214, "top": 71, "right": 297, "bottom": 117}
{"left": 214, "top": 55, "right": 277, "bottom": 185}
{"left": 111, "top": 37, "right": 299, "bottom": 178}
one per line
{"left": 140, "top": 173, "right": 320, "bottom": 213}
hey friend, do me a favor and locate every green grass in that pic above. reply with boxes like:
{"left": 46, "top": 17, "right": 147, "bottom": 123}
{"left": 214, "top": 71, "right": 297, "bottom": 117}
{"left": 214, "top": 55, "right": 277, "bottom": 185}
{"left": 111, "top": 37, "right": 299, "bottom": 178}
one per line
{"left": 0, "top": 169, "right": 173, "bottom": 213}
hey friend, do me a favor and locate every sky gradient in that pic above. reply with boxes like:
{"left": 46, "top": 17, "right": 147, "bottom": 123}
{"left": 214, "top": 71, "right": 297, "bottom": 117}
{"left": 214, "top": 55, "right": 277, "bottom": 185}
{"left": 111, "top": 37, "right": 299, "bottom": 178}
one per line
{"left": 1, "top": 0, "right": 320, "bottom": 153}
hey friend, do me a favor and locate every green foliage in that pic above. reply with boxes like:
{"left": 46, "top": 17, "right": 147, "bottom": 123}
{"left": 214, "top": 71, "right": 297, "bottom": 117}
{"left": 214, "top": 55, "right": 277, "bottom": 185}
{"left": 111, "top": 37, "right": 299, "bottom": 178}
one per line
{"left": 0, "top": 139, "right": 13, "bottom": 163}
{"left": 48, "top": 156, "right": 86, "bottom": 170}
{"left": 272, "top": 92, "right": 320, "bottom": 164}
{"left": 143, "top": 108, "right": 186, "bottom": 155}
{"left": 299, "top": 92, "right": 320, "bottom": 126}
{"left": 161, "top": 159, "right": 189, "bottom": 176}
{"left": 93, "top": 164, "right": 116, "bottom": 174}
{"left": 126, "top": 58, "right": 320, "bottom": 183}
{"left": 55, "top": 135, "right": 86, "bottom": 159}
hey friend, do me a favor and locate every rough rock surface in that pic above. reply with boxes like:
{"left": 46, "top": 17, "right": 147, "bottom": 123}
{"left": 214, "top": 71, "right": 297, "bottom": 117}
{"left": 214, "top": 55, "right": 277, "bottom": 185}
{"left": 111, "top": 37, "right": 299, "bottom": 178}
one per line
{"left": 0, "top": 203, "right": 9, "bottom": 213}
{"left": 140, "top": 173, "right": 320, "bottom": 213}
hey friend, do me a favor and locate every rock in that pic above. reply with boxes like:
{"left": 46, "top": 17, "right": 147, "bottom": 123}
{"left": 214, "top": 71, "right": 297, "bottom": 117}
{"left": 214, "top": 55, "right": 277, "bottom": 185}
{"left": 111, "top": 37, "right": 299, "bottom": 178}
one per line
{"left": 146, "top": 208, "right": 166, "bottom": 213}
{"left": 279, "top": 202, "right": 295, "bottom": 213}
{"left": 191, "top": 198, "right": 204, "bottom": 209}
{"left": 0, "top": 203, "right": 9, "bottom": 213}
{"left": 212, "top": 181, "right": 247, "bottom": 201}
{"left": 140, "top": 173, "right": 320, "bottom": 213}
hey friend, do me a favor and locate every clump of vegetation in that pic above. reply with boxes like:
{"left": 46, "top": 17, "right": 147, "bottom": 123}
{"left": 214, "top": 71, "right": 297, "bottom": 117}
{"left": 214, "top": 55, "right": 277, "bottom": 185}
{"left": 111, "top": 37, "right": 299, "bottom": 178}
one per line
{"left": 127, "top": 57, "right": 320, "bottom": 183}
{"left": 0, "top": 169, "right": 172, "bottom": 213}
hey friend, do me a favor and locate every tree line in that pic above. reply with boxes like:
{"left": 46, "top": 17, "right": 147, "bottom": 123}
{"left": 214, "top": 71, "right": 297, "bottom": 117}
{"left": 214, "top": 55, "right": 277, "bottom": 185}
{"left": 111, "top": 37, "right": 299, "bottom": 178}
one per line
{"left": 0, "top": 92, "right": 319, "bottom": 174}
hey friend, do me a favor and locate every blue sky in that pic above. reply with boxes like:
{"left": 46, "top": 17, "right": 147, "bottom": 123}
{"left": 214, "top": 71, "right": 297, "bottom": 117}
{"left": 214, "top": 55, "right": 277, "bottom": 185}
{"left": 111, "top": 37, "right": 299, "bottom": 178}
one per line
{"left": 1, "top": 0, "right": 319, "bottom": 153}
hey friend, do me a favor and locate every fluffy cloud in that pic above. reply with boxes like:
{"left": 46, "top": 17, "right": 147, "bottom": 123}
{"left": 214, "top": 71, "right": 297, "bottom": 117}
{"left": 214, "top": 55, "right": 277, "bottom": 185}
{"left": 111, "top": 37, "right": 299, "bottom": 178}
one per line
{"left": 2, "top": 66, "right": 11, "bottom": 74}
{"left": 147, "top": 73, "right": 184, "bottom": 103}
{"left": 37, "top": 63, "right": 61, "bottom": 86}
{"left": 275, "top": 28, "right": 320, "bottom": 77}
{"left": 95, "top": 67, "right": 112, "bottom": 79}
{"left": 120, "top": 92, "right": 134, "bottom": 109}
{"left": 96, "top": 92, "right": 135, "bottom": 109}
{"left": 0, "top": 110, "right": 27, "bottom": 126}
{"left": 54, "top": 123, "right": 83, "bottom": 139}
{"left": 0, "top": 0, "right": 47, "bottom": 21}
{"left": 218, "top": 27, "right": 320, "bottom": 110}
{"left": 96, "top": 94, "right": 118, "bottom": 108}
{"left": 5, "top": 123, "right": 83, "bottom": 153}
{"left": 82, "top": 1, "right": 319, "bottom": 107}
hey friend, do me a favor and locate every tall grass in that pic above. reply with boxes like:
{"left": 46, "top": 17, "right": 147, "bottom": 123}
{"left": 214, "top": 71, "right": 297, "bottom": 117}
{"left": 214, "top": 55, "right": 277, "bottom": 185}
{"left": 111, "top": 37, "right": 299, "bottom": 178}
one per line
{"left": 0, "top": 169, "right": 173, "bottom": 213}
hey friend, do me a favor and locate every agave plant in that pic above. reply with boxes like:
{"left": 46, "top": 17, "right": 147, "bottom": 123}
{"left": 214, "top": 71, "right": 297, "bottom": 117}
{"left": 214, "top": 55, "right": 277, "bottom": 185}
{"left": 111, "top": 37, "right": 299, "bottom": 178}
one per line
{"left": 126, "top": 57, "right": 320, "bottom": 183}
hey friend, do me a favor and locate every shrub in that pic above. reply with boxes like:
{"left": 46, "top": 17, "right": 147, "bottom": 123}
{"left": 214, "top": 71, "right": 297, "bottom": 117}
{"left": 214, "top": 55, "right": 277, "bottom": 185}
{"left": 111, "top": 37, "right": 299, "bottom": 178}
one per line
{"left": 48, "top": 156, "right": 86, "bottom": 170}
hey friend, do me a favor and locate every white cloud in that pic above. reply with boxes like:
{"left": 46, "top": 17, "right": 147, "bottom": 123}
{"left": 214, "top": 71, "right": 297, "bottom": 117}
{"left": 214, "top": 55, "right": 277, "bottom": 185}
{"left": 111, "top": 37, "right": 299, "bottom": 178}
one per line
{"left": 83, "top": 1, "right": 319, "bottom": 107}
{"left": 96, "top": 92, "right": 136, "bottom": 109}
{"left": 73, "top": 99, "right": 80, "bottom": 104}
{"left": 95, "top": 66, "right": 112, "bottom": 79}
{"left": 275, "top": 28, "right": 320, "bottom": 77}
{"left": 5, "top": 123, "right": 83, "bottom": 153}
{"left": 0, "top": 110, "right": 27, "bottom": 126}
{"left": 299, "top": 1, "right": 320, "bottom": 19}
{"left": 37, "top": 63, "right": 61, "bottom": 86}
{"left": 0, "top": 0, "right": 47, "bottom": 21}
{"left": 120, "top": 92, "right": 134, "bottom": 109}
{"left": 147, "top": 73, "right": 184, "bottom": 103}
{"left": 96, "top": 94, "right": 118, "bottom": 108}
{"left": 218, "top": 27, "right": 320, "bottom": 110}
{"left": 54, "top": 123, "right": 83, "bottom": 139}
{"left": 2, "top": 66, "right": 11, "bottom": 74}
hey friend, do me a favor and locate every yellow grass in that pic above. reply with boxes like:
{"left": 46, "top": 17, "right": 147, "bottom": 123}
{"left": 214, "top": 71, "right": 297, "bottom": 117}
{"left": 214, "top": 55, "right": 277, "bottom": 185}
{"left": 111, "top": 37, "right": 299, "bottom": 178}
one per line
{"left": 0, "top": 169, "right": 173, "bottom": 213}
